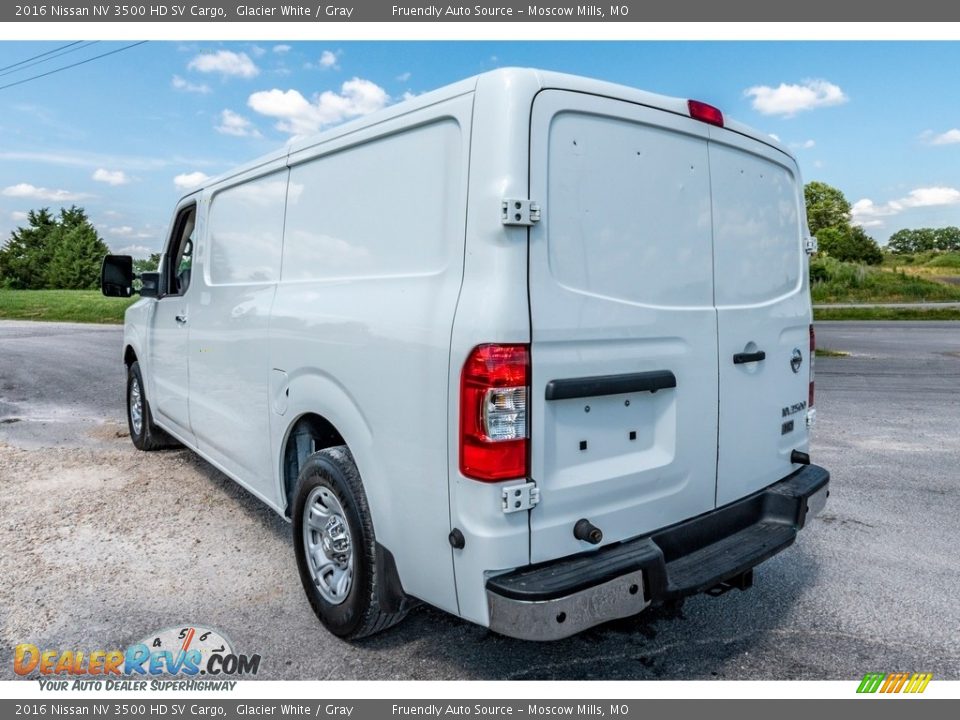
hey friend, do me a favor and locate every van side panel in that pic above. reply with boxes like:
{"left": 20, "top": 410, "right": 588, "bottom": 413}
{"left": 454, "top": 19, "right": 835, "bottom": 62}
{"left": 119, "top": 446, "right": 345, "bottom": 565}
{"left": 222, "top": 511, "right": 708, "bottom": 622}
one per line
{"left": 269, "top": 97, "right": 473, "bottom": 614}
{"left": 188, "top": 169, "right": 288, "bottom": 508}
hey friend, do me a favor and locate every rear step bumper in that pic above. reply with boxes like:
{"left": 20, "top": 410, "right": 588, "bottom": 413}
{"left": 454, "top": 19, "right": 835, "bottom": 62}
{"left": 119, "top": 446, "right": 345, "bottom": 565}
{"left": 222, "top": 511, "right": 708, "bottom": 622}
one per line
{"left": 485, "top": 464, "right": 829, "bottom": 641}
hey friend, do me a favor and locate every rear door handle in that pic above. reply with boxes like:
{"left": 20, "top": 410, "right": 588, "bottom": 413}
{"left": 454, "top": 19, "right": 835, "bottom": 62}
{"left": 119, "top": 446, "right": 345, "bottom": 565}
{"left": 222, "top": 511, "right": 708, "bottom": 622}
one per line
{"left": 175, "top": 314, "right": 188, "bottom": 324}
{"left": 733, "top": 350, "right": 765, "bottom": 364}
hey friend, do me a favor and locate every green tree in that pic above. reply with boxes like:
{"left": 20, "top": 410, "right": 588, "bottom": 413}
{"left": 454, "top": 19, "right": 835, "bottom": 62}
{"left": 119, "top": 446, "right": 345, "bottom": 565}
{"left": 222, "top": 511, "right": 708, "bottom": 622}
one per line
{"left": 804, "top": 181, "right": 852, "bottom": 235}
{"left": 0, "top": 208, "right": 56, "bottom": 289}
{"left": 816, "top": 225, "right": 883, "bottom": 265}
{"left": 887, "top": 226, "right": 960, "bottom": 255}
{"left": 133, "top": 253, "right": 162, "bottom": 274}
{"left": 0, "top": 206, "right": 109, "bottom": 289}
{"left": 803, "top": 181, "right": 882, "bottom": 265}
{"left": 887, "top": 229, "right": 917, "bottom": 255}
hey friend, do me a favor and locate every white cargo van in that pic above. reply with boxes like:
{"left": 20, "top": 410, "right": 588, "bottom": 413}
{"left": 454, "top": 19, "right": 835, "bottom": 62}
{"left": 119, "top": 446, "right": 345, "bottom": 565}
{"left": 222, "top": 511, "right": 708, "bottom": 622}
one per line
{"left": 101, "top": 68, "right": 829, "bottom": 641}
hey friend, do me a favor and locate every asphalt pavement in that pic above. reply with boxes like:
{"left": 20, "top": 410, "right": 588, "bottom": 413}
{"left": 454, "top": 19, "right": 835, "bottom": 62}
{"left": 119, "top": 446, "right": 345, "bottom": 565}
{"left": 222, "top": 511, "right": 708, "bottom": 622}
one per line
{"left": 1, "top": 319, "right": 958, "bottom": 680}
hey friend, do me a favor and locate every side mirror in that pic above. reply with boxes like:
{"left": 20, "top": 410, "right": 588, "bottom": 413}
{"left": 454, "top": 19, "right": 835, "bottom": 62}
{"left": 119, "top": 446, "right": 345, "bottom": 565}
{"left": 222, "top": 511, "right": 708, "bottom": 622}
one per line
{"left": 101, "top": 255, "right": 133, "bottom": 297}
{"left": 139, "top": 272, "right": 160, "bottom": 298}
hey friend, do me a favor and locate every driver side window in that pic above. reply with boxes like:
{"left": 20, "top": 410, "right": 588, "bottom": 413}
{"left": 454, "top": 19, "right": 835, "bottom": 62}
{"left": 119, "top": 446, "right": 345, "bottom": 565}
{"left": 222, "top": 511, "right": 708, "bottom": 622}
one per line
{"left": 164, "top": 205, "right": 196, "bottom": 297}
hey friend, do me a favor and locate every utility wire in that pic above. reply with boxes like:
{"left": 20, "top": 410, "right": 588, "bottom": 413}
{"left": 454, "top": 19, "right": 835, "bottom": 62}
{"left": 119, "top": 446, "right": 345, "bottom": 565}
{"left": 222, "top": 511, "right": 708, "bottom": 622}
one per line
{"left": 0, "top": 42, "right": 148, "bottom": 92}
{"left": 0, "top": 41, "right": 85, "bottom": 73}
{"left": 0, "top": 41, "right": 100, "bottom": 79}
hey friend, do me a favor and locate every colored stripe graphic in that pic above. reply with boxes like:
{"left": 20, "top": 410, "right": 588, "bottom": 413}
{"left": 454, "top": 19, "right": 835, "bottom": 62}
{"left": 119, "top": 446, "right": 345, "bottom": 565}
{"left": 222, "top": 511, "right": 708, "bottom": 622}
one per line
{"left": 857, "top": 673, "right": 886, "bottom": 693}
{"left": 905, "top": 673, "right": 933, "bottom": 694}
{"left": 857, "top": 672, "right": 932, "bottom": 694}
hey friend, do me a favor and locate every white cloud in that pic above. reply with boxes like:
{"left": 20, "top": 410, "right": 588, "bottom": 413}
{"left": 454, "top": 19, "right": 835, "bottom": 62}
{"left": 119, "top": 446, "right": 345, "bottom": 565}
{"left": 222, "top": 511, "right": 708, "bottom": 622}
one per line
{"left": 113, "top": 244, "right": 153, "bottom": 258}
{"left": 798, "top": 139, "right": 816, "bottom": 149}
{"left": 851, "top": 186, "right": 960, "bottom": 227}
{"left": 744, "top": 79, "right": 847, "bottom": 117}
{"left": 900, "top": 186, "right": 960, "bottom": 207}
{"left": 250, "top": 45, "right": 267, "bottom": 58}
{"left": 851, "top": 198, "right": 899, "bottom": 226}
{"left": 1, "top": 183, "right": 88, "bottom": 202}
{"left": 215, "top": 109, "right": 261, "bottom": 138}
{"left": 925, "top": 128, "right": 960, "bottom": 145}
{"left": 248, "top": 78, "right": 389, "bottom": 137}
{"left": 172, "top": 75, "right": 211, "bottom": 94}
{"left": 10, "top": 211, "right": 28, "bottom": 222}
{"left": 187, "top": 50, "right": 259, "bottom": 78}
{"left": 319, "top": 50, "right": 340, "bottom": 69}
{"left": 273, "top": 44, "right": 292, "bottom": 54}
{"left": 105, "top": 225, "right": 153, "bottom": 239}
{"left": 768, "top": 133, "right": 781, "bottom": 142}
{"left": 0, "top": 149, "right": 217, "bottom": 171}
{"left": 396, "top": 71, "right": 411, "bottom": 82}
{"left": 173, "top": 172, "right": 210, "bottom": 190}
{"left": 92, "top": 168, "right": 130, "bottom": 186}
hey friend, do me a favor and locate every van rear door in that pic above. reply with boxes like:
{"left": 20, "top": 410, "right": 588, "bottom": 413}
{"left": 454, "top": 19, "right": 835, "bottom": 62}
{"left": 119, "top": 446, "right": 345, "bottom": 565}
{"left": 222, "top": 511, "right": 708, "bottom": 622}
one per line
{"left": 708, "top": 130, "right": 810, "bottom": 506}
{"left": 527, "top": 90, "right": 719, "bottom": 563}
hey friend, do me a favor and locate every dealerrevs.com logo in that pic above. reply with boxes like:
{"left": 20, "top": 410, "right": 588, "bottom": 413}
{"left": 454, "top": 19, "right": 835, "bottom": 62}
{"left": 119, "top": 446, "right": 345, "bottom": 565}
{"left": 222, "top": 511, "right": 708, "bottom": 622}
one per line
{"left": 14, "top": 626, "right": 260, "bottom": 691}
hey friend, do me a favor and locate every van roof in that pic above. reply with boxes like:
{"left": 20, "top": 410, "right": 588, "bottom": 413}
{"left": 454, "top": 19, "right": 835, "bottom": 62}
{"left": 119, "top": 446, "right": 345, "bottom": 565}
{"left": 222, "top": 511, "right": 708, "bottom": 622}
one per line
{"left": 184, "top": 67, "right": 793, "bottom": 200}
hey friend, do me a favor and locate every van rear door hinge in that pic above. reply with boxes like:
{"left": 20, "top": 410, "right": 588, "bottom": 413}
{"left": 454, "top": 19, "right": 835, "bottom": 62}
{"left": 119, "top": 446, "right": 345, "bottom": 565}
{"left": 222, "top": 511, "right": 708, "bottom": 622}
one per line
{"left": 502, "top": 481, "right": 540, "bottom": 513}
{"left": 805, "top": 236, "right": 819, "bottom": 255}
{"left": 502, "top": 199, "right": 541, "bottom": 226}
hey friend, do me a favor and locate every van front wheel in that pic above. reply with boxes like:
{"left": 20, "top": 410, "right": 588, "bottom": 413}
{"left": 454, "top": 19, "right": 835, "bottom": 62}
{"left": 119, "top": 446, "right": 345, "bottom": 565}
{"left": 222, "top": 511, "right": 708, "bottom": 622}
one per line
{"left": 126, "top": 361, "right": 178, "bottom": 451}
{"left": 292, "top": 446, "right": 406, "bottom": 639}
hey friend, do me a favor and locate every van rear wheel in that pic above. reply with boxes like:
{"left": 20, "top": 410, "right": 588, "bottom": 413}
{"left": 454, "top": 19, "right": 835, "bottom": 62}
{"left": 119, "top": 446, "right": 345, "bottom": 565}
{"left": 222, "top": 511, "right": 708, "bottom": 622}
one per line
{"left": 126, "top": 361, "right": 178, "bottom": 451}
{"left": 292, "top": 446, "right": 407, "bottom": 639}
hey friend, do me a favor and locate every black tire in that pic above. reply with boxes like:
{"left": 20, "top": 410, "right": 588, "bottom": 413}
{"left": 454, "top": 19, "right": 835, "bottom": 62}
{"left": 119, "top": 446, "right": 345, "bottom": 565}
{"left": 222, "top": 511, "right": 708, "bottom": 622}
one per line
{"left": 292, "top": 446, "right": 407, "bottom": 639}
{"left": 126, "top": 361, "right": 178, "bottom": 451}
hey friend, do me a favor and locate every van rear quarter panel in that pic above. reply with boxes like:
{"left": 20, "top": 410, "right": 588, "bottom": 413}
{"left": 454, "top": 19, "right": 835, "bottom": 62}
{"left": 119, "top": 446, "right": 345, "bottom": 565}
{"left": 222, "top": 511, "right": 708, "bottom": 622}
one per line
{"left": 268, "top": 96, "right": 473, "bottom": 614}
{"left": 446, "top": 70, "right": 543, "bottom": 625}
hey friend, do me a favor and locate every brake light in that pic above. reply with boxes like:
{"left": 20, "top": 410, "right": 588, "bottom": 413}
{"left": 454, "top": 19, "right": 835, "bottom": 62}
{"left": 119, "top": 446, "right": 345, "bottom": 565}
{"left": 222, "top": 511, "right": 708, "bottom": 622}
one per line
{"left": 809, "top": 324, "right": 816, "bottom": 408}
{"left": 688, "top": 99, "right": 724, "bottom": 127}
{"left": 460, "top": 344, "right": 529, "bottom": 482}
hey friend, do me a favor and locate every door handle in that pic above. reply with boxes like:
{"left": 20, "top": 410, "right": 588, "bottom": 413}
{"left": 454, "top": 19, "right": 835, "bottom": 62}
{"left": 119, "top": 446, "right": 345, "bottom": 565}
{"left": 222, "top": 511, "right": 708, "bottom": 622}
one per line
{"left": 733, "top": 350, "right": 766, "bottom": 364}
{"left": 175, "top": 314, "right": 188, "bottom": 324}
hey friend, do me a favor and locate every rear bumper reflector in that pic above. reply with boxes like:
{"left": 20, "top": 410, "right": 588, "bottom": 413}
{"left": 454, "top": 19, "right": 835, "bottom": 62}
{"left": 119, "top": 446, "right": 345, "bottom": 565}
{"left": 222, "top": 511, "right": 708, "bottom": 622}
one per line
{"left": 485, "top": 464, "right": 829, "bottom": 641}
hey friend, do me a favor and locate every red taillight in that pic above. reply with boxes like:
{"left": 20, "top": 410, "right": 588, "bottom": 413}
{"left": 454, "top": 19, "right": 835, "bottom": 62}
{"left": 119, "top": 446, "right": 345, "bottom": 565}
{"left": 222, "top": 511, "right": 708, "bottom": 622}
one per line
{"left": 688, "top": 99, "right": 724, "bottom": 127}
{"left": 460, "top": 344, "right": 529, "bottom": 482}
{"left": 809, "top": 324, "right": 816, "bottom": 408}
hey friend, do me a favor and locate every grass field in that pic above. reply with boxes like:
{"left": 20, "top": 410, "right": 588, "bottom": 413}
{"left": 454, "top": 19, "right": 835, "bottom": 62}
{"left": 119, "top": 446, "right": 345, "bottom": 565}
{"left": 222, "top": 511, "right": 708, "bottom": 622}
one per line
{"left": 882, "top": 250, "right": 960, "bottom": 270}
{"left": 3, "top": 283, "right": 960, "bottom": 326}
{"left": 811, "top": 257, "right": 960, "bottom": 304}
{"left": 0, "top": 289, "right": 135, "bottom": 324}
{"left": 814, "top": 306, "right": 960, "bottom": 321}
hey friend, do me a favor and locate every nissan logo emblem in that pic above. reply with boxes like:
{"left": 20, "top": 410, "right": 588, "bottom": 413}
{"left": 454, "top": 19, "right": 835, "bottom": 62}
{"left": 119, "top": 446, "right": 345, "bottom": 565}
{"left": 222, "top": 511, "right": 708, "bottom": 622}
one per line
{"left": 790, "top": 348, "right": 803, "bottom": 374}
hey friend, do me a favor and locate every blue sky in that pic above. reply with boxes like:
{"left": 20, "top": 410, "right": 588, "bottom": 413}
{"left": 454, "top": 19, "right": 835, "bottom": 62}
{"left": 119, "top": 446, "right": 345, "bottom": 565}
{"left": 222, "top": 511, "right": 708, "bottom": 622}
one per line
{"left": 1, "top": 40, "right": 959, "bottom": 255}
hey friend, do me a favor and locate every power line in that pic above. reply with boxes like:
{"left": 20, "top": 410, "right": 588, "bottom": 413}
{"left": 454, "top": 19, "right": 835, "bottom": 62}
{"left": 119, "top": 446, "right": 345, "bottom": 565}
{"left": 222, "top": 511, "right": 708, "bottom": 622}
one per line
{"left": 0, "top": 42, "right": 100, "bottom": 79}
{"left": 0, "top": 41, "right": 148, "bottom": 92}
{"left": 0, "top": 41, "right": 85, "bottom": 73}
